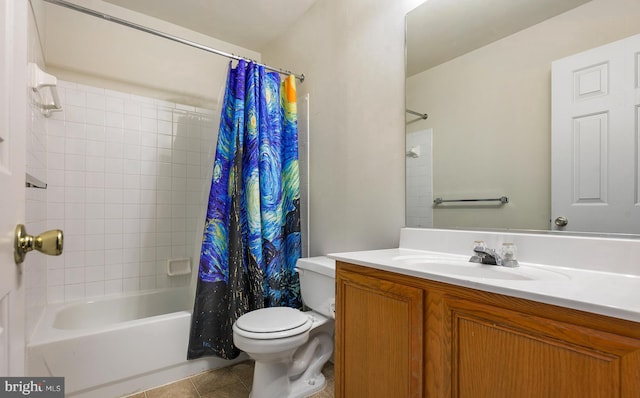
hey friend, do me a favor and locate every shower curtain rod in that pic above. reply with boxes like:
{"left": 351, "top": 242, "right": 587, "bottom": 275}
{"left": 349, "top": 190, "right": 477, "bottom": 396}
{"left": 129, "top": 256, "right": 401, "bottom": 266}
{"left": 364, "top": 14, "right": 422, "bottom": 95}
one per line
{"left": 43, "top": 0, "right": 305, "bottom": 82}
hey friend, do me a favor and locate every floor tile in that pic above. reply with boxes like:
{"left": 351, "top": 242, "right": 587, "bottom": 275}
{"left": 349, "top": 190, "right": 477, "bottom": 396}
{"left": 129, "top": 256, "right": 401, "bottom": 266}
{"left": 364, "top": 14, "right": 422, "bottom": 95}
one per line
{"left": 199, "top": 381, "right": 250, "bottom": 398}
{"left": 226, "top": 360, "right": 254, "bottom": 388}
{"left": 129, "top": 359, "right": 334, "bottom": 398}
{"left": 145, "top": 379, "right": 199, "bottom": 398}
{"left": 123, "top": 393, "right": 145, "bottom": 398}
{"left": 191, "top": 366, "right": 241, "bottom": 396}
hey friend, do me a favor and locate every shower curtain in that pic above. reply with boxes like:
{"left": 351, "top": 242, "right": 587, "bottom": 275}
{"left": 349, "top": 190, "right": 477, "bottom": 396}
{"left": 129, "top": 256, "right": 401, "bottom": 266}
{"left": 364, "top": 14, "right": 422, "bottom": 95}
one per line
{"left": 188, "top": 60, "right": 302, "bottom": 360}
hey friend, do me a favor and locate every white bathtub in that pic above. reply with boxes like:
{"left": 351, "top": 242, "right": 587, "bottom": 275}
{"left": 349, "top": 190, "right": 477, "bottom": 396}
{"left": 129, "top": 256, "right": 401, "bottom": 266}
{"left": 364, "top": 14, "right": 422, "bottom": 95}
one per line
{"left": 27, "top": 288, "right": 245, "bottom": 398}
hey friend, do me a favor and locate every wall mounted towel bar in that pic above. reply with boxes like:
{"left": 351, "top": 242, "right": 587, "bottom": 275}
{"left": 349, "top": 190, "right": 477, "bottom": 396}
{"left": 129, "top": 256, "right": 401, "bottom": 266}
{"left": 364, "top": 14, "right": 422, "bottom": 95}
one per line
{"left": 28, "top": 63, "right": 62, "bottom": 117}
{"left": 433, "top": 196, "right": 509, "bottom": 205}
{"left": 406, "top": 109, "right": 428, "bottom": 119}
{"left": 25, "top": 173, "right": 47, "bottom": 189}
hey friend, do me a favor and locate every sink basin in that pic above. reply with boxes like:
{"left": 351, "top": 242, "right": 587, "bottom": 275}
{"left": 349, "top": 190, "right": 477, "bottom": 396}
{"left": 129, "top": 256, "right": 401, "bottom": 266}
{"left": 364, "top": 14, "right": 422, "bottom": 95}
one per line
{"left": 391, "top": 254, "right": 569, "bottom": 281}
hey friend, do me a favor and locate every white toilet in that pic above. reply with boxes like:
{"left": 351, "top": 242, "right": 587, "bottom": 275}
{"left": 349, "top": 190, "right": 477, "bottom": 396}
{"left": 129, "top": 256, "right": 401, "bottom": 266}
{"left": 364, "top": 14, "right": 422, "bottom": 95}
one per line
{"left": 232, "top": 256, "right": 335, "bottom": 398}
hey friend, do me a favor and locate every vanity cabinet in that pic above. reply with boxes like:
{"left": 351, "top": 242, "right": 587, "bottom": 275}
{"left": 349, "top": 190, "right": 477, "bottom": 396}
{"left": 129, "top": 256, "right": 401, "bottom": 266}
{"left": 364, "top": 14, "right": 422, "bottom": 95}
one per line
{"left": 334, "top": 265, "right": 424, "bottom": 397}
{"left": 335, "top": 261, "right": 640, "bottom": 398}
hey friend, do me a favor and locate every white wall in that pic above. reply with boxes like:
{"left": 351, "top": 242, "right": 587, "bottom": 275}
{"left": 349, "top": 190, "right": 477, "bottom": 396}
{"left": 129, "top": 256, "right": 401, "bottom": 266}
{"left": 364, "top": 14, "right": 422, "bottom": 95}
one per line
{"left": 407, "top": 0, "right": 640, "bottom": 231}
{"left": 33, "top": 0, "right": 259, "bottom": 108}
{"left": 262, "top": 0, "right": 424, "bottom": 256}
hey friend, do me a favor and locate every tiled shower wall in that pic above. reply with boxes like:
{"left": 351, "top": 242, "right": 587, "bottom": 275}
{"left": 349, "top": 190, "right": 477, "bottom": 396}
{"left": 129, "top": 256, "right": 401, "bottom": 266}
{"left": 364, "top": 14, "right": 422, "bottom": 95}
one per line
{"left": 46, "top": 80, "right": 216, "bottom": 303}
{"left": 405, "top": 128, "right": 433, "bottom": 228}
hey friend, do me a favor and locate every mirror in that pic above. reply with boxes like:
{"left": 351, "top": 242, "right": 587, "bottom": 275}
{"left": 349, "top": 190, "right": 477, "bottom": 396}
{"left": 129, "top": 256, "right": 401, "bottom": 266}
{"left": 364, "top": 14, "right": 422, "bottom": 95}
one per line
{"left": 406, "top": 0, "right": 640, "bottom": 235}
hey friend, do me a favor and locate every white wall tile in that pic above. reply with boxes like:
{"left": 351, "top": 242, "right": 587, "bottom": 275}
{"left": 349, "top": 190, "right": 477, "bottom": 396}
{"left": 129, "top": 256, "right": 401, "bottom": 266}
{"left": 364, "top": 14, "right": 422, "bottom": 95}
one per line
{"left": 85, "top": 282, "right": 105, "bottom": 298}
{"left": 106, "top": 97, "right": 124, "bottom": 113}
{"left": 124, "top": 99, "right": 141, "bottom": 116}
{"left": 140, "top": 276, "right": 156, "bottom": 291}
{"left": 45, "top": 81, "right": 215, "bottom": 302}
{"left": 65, "top": 88, "right": 86, "bottom": 106}
{"left": 105, "top": 234, "right": 123, "bottom": 250}
{"left": 86, "top": 124, "right": 106, "bottom": 142}
{"left": 124, "top": 114, "right": 141, "bottom": 131}
{"left": 65, "top": 105, "right": 85, "bottom": 123}
{"left": 123, "top": 278, "right": 140, "bottom": 292}
{"left": 48, "top": 286, "right": 65, "bottom": 303}
{"left": 105, "top": 111, "right": 124, "bottom": 128}
{"left": 86, "top": 188, "right": 105, "bottom": 203}
{"left": 86, "top": 92, "right": 106, "bottom": 110}
{"left": 105, "top": 280, "right": 123, "bottom": 295}
{"left": 86, "top": 109, "right": 105, "bottom": 126}
{"left": 47, "top": 135, "right": 65, "bottom": 153}
{"left": 85, "top": 171, "right": 105, "bottom": 187}
{"left": 48, "top": 153, "right": 65, "bottom": 170}
{"left": 65, "top": 154, "right": 85, "bottom": 171}
{"left": 65, "top": 268, "right": 85, "bottom": 285}
{"left": 64, "top": 284, "right": 85, "bottom": 301}
{"left": 105, "top": 249, "right": 123, "bottom": 265}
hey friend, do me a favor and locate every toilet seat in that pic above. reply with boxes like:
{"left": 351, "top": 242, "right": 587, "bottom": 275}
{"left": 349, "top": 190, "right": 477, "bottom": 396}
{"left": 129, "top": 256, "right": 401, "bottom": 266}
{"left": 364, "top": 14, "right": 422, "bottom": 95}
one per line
{"left": 234, "top": 307, "right": 313, "bottom": 340}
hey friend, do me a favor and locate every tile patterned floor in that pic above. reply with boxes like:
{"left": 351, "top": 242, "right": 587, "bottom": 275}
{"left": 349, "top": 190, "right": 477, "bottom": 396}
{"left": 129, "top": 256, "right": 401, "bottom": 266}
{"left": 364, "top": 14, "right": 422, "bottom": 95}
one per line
{"left": 124, "top": 360, "right": 334, "bottom": 398}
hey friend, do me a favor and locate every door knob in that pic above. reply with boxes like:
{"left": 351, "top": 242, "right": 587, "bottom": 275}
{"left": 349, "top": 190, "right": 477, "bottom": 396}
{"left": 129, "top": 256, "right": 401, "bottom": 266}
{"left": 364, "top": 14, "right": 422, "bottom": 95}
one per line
{"left": 14, "top": 224, "right": 63, "bottom": 264}
{"left": 554, "top": 216, "right": 568, "bottom": 227}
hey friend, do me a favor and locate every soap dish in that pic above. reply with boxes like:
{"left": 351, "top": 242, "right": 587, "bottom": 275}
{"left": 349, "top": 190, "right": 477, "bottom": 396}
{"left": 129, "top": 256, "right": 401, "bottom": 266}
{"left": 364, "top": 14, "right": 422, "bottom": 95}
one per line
{"left": 167, "top": 258, "right": 191, "bottom": 276}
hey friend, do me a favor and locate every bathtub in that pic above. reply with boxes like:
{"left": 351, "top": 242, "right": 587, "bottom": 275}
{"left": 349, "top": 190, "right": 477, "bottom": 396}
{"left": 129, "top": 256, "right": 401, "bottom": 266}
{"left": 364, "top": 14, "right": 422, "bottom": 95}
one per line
{"left": 27, "top": 288, "right": 245, "bottom": 398}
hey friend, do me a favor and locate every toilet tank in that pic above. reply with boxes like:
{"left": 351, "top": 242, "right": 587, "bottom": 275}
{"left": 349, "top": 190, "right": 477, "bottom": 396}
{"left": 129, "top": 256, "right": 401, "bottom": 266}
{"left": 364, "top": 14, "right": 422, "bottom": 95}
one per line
{"left": 296, "top": 256, "right": 335, "bottom": 318}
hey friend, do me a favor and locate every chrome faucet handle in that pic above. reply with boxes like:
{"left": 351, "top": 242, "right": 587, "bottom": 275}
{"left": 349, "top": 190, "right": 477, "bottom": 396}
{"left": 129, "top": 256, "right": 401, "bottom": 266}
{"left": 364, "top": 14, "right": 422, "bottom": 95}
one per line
{"left": 469, "top": 240, "right": 486, "bottom": 263}
{"left": 499, "top": 243, "right": 519, "bottom": 267}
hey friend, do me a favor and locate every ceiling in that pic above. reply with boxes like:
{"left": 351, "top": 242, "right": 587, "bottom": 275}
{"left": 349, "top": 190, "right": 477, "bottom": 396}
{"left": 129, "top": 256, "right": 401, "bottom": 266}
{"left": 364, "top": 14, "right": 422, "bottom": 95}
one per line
{"left": 102, "top": 0, "right": 318, "bottom": 51}
{"left": 406, "top": 0, "right": 593, "bottom": 76}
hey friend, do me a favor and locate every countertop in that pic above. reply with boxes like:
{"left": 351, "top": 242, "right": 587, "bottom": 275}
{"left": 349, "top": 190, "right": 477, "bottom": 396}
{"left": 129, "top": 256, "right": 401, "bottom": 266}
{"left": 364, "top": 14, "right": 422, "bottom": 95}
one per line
{"left": 329, "top": 247, "right": 640, "bottom": 323}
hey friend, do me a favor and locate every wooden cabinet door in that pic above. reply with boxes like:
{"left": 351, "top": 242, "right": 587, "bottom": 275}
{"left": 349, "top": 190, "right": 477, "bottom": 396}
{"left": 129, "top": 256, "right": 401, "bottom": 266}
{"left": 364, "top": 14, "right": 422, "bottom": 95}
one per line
{"left": 335, "top": 263, "right": 424, "bottom": 398}
{"left": 444, "top": 296, "right": 640, "bottom": 398}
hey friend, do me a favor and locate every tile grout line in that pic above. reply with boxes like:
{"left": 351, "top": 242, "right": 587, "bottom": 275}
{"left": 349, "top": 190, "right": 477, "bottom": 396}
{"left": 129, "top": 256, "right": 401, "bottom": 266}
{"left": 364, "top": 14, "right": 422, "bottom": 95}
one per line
{"left": 188, "top": 377, "right": 202, "bottom": 398}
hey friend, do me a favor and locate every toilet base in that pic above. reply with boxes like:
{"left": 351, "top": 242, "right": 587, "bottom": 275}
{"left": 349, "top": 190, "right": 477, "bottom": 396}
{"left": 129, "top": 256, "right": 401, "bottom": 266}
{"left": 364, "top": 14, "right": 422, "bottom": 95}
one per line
{"left": 247, "top": 329, "right": 333, "bottom": 398}
{"left": 249, "top": 362, "right": 327, "bottom": 398}
{"left": 288, "top": 372, "right": 327, "bottom": 398}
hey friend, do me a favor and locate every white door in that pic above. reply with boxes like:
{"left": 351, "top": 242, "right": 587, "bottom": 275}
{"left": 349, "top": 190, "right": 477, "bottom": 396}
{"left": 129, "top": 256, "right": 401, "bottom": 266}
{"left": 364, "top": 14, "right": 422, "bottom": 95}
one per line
{"left": 0, "top": 0, "right": 27, "bottom": 376}
{"left": 551, "top": 33, "right": 640, "bottom": 233}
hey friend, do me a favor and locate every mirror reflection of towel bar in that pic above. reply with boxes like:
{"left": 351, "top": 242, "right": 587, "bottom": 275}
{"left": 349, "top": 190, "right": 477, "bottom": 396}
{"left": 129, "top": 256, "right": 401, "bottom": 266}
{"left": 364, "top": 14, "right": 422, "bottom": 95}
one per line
{"left": 406, "top": 109, "right": 428, "bottom": 119}
{"left": 434, "top": 196, "right": 508, "bottom": 205}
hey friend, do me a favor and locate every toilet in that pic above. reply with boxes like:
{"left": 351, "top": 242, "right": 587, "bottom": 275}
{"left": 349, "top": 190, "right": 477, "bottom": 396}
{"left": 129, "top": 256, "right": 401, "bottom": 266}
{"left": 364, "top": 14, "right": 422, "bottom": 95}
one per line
{"left": 232, "top": 256, "right": 336, "bottom": 398}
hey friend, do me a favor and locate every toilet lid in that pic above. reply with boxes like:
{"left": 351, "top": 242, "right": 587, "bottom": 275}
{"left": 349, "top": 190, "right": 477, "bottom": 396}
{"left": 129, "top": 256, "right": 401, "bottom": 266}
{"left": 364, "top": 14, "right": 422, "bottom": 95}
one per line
{"left": 235, "top": 307, "right": 310, "bottom": 334}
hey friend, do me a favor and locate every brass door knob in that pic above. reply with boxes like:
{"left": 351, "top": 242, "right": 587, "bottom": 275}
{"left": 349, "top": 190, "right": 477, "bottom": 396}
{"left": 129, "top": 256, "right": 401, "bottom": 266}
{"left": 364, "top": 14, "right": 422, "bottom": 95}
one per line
{"left": 14, "top": 224, "right": 63, "bottom": 264}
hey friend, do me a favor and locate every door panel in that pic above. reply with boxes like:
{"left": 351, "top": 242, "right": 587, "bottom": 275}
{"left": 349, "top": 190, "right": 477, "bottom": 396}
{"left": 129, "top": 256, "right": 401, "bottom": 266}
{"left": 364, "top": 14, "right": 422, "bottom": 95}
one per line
{"left": 0, "top": 0, "right": 27, "bottom": 376}
{"left": 552, "top": 33, "right": 640, "bottom": 233}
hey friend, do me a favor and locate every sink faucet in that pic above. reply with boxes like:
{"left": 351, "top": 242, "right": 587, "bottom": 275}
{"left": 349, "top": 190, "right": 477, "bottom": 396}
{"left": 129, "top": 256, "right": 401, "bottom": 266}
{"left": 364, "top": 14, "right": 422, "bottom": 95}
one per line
{"left": 469, "top": 242, "right": 519, "bottom": 267}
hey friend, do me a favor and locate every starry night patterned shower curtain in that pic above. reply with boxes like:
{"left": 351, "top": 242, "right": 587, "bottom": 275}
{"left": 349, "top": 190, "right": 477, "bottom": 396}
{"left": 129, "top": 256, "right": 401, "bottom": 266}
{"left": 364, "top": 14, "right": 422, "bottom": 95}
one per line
{"left": 187, "top": 60, "right": 302, "bottom": 360}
